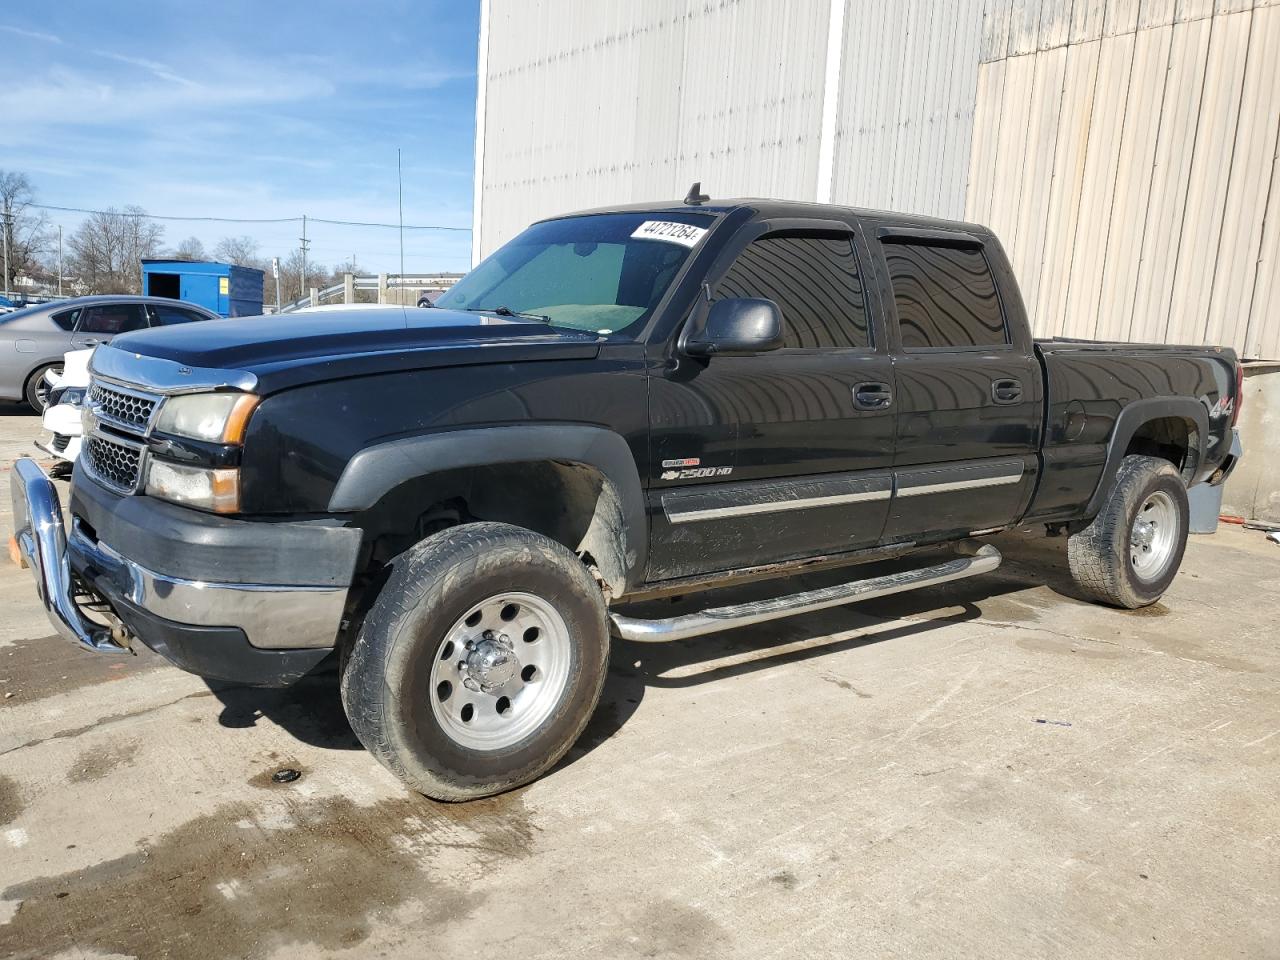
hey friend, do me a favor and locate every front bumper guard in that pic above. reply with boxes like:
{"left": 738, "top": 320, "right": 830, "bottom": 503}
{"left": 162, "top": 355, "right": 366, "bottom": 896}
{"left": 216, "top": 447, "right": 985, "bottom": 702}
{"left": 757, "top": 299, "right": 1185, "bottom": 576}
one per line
{"left": 10, "top": 458, "right": 123, "bottom": 651}
{"left": 10, "top": 457, "right": 347, "bottom": 655}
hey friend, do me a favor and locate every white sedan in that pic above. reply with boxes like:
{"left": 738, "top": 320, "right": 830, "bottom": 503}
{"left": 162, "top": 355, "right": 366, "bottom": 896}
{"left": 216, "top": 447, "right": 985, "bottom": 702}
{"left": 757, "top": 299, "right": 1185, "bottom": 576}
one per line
{"left": 35, "top": 348, "right": 93, "bottom": 474}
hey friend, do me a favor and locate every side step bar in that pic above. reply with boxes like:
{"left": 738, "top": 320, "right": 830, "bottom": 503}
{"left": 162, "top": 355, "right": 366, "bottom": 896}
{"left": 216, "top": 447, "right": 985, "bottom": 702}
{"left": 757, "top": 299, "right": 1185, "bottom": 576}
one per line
{"left": 609, "top": 543, "right": 1002, "bottom": 643}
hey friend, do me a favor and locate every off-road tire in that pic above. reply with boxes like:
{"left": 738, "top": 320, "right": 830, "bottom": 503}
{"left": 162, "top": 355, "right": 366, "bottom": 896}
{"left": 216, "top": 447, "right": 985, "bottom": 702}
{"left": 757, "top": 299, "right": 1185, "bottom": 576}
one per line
{"left": 341, "top": 521, "right": 610, "bottom": 801}
{"left": 1067, "top": 455, "right": 1189, "bottom": 609}
{"left": 24, "top": 364, "right": 60, "bottom": 412}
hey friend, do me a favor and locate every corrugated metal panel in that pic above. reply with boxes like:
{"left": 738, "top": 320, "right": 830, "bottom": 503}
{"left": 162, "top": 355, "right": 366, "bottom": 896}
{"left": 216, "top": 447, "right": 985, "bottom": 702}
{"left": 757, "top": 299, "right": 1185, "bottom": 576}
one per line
{"left": 1163, "top": 9, "right": 1252, "bottom": 345}
{"left": 1125, "top": 16, "right": 1212, "bottom": 344}
{"left": 966, "top": 0, "right": 1280, "bottom": 357}
{"left": 986, "top": 54, "right": 1036, "bottom": 247}
{"left": 1037, "top": 0, "right": 1073, "bottom": 47}
{"left": 1094, "top": 24, "right": 1173, "bottom": 342}
{"left": 478, "top": 0, "right": 831, "bottom": 256}
{"left": 1008, "top": 46, "right": 1068, "bottom": 316}
{"left": 1062, "top": 31, "right": 1134, "bottom": 336}
{"left": 829, "top": 0, "right": 985, "bottom": 218}
{"left": 966, "top": 59, "right": 1007, "bottom": 226}
{"left": 1206, "top": 3, "right": 1280, "bottom": 348}
{"left": 1031, "top": 40, "right": 1101, "bottom": 336}
{"left": 1071, "top": 0, "right": 1108, "bottom": 42}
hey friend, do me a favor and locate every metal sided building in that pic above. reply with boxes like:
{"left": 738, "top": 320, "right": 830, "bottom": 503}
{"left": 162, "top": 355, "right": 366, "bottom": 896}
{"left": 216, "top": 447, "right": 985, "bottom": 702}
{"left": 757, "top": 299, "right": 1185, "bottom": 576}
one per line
{"left": 472, "top": 0, "right": 1280, "bottom": 521}
{"left": 141, "top": 259, "right": 265, "bottom": 318}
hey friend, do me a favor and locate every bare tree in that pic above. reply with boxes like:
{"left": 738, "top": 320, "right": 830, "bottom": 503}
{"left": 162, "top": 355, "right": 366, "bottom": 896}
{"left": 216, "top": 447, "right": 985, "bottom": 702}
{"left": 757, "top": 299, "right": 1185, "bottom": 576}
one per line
{"left": 170, "top": 236, "right": 207, "bottom": 261}
{"left": 0, "top": 170, "right": 54, "bottom": 292}
{"left": 212, "top": 235, "right": 261, "bottom": 267}
{"left": 66, "top": 206, "right": 164, "bottom": 294}
{"left": 276, "top": 248, "right": 329, "bottom": 303}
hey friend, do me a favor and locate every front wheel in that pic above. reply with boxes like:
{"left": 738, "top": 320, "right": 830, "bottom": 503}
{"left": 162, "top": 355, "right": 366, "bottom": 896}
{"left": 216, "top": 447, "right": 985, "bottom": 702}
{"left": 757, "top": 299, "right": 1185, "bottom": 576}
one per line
{"left": 341, "top": 522, "right": 610, "bottom": 801}
{"left": 1067, "top": 455, "right": 1190, "bottom": 608}
{"left": 25, "top": 364, "right": 62, "bottom": 412}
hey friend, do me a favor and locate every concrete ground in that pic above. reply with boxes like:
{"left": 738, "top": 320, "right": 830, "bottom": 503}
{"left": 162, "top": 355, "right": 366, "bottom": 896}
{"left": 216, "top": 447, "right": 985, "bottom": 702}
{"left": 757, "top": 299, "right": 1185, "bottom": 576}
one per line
{"left": 0, "top": 404, "right": 1276, "bottom": 960}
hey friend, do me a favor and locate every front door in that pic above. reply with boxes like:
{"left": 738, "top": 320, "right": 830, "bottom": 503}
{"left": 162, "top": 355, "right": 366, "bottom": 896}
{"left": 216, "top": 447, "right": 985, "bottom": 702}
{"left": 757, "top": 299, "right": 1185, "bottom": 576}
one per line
{"left": 871, "top": 230, "right": 1041, "bottom": 542}
{"left": 646, "top": 222, "right": 896, "bottom": 581}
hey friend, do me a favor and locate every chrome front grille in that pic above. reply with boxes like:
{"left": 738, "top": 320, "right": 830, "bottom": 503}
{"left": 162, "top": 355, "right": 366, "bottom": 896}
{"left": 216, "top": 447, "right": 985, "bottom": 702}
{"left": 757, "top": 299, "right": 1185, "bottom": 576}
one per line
{"left": 88, "top": 382, "right": 158, "bottom": 433}
{"left": 84, "top": 434, "right": 144, "bottom": 493}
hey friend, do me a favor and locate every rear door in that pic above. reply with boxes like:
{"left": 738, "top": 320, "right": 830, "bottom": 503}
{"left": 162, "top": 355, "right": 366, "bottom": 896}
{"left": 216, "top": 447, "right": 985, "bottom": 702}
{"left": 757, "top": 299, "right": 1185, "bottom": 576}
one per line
{"left": 646, "top": 219, "right": 896, "bottom": 581}
{"left": 870, "top": 227, "right": 1041, "bottom": 542}
{"left": 71, "top": 303, "right": 148, "bottom": 349}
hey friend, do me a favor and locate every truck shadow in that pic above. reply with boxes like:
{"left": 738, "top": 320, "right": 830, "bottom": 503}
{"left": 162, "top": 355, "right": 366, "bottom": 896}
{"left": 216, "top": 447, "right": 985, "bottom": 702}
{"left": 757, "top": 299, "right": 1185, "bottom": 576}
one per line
{"left": 204, "top": 666, "right": 360, "bottom": 751}
{"left": 201, "top": 531, "right": 1092, "bottom": 769}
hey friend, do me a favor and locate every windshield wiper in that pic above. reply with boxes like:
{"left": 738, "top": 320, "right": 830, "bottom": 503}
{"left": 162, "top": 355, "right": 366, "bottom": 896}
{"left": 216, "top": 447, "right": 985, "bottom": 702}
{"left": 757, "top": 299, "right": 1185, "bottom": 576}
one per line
{"left": 461, "top": 305, "right": 551, "bottom": 323}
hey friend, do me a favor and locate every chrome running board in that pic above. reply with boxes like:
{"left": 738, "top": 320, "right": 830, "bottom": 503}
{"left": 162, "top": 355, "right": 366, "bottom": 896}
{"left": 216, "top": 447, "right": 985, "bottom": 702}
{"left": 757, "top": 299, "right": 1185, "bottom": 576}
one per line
{"left": 609, "top": 543, "right": 1002, "bottom": 642}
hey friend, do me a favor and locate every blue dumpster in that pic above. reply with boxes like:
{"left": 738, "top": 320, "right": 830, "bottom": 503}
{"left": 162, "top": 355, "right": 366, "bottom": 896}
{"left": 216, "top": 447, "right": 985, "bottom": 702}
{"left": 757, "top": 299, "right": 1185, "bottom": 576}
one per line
{"left": 141, "top": 259, "right": 265, "bottom": 318}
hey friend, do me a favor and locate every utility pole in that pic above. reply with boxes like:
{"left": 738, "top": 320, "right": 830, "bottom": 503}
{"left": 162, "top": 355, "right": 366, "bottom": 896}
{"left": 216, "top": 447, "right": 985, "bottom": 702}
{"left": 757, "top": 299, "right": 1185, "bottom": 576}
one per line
{"left": 397, "top": 148, "right": 405, "bottom": 282}
{"left": 57, "top": 225, "right": 63, "bottom": 297}
{"left": 299, "top": 214, "right": 310, "bottom": 301}
{"left": 1, "top": 207, "right": 10, "bottom": 300}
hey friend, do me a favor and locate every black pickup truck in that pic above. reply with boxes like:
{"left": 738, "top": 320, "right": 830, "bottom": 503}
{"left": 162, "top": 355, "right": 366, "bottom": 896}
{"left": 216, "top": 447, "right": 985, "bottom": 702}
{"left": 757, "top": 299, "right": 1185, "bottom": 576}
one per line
{"left": 11, "top": 196, "right": 1242, "bottom": 800}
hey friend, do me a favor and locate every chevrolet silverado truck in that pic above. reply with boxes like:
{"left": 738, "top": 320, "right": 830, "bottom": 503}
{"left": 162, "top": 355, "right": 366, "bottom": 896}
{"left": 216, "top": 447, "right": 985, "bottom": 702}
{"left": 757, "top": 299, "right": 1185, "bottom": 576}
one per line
{"left": 10, "top": 196, "right": 1242, "bottom": 801}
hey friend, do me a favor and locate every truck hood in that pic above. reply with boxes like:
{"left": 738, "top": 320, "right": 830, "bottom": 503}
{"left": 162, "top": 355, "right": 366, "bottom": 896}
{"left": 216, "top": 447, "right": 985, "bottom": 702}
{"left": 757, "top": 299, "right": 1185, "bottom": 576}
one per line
{"left": 104, "top": 307, "right": 602, "bottom": 393}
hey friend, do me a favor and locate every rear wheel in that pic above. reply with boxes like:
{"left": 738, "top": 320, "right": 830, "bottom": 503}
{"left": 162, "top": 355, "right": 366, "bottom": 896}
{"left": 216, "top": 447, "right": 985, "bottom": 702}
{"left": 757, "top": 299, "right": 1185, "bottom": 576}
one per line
{"left": 1067, "top": 455, "right": 1189, "bottom": 608}
{"left": 24, "top": 364, "right": 61, "bottom": 412}
{"left": 341, "top": 522, "right": 609, "bottom": 801}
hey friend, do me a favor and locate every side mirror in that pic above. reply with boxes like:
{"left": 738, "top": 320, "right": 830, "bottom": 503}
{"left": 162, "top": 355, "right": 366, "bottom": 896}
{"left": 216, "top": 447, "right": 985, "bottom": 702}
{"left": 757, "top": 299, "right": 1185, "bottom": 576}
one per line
{"left": 685, "top": 297, "right": 784, "bottom": 357}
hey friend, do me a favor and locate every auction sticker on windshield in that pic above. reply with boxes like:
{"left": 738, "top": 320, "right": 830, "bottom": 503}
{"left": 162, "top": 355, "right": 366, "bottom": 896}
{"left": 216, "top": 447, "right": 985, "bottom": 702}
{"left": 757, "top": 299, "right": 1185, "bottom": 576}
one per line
{"left": 630, "top": 220, "right": 708, "bottom": 248}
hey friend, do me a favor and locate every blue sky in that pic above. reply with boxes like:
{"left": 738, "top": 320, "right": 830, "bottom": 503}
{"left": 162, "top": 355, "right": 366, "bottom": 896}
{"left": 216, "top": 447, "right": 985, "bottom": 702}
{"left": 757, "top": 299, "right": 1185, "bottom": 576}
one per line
{"left": 0, "top": 1, "right": 480, "bottom": 272}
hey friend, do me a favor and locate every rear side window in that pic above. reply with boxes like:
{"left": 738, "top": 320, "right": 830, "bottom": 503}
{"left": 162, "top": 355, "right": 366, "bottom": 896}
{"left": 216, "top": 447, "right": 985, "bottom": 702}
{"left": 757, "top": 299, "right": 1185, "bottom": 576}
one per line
{"left": 884, "top": 242, "right": 1007, "bottom": 349}
{"left": 78, "top": 304, "right": 147, "bottom": 335}
{"left": 52, "top": 308, "right": 80, "bottom": 331}
{"left": 147, "top": 305, "right": 206, "bottom": 326}
{"left": 714, "top": 234, "right": 870, "bottom": 350}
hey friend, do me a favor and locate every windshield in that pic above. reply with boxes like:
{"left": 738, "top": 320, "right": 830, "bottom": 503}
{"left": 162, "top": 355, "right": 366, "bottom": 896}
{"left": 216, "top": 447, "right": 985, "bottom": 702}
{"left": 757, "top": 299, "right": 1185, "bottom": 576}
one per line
{"left": 437, "top": 212, "right": 715, "bottom": 336}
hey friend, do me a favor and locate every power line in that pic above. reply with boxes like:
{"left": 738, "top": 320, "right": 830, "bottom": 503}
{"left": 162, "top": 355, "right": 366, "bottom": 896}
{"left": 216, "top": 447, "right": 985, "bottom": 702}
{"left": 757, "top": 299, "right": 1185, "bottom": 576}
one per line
{"left": 29, "top": 202, "right": 471, "bottom": 232}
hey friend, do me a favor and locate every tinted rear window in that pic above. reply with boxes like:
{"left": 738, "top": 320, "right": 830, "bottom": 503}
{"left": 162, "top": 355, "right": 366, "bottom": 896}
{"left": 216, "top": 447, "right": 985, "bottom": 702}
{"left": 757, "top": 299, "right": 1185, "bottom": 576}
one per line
{"left": 884, "top": 243, "right": 1007, "bottom": 349}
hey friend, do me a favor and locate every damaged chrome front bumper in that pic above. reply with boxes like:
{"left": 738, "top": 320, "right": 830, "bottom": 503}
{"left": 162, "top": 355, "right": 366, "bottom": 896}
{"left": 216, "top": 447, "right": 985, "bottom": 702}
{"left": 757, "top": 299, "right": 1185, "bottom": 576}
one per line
{"left": 9, "top": 457, "right": 348, "bottom": 655}
{"left": 9, "top": 457, "right": 126, "bottom": 651}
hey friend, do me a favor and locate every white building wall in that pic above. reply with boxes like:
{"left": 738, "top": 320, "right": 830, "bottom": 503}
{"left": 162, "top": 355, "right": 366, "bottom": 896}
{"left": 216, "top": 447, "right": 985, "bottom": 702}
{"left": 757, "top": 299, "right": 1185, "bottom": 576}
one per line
{"left": 829, "top": 0, "right": 986, "bottom": 218}
{"left": 474, "top": 0, "right": 987, "bottom": 258}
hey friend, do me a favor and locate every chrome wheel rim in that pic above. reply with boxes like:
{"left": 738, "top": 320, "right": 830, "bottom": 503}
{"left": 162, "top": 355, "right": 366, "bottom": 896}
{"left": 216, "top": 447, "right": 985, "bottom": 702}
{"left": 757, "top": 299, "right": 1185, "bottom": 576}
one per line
{"left": 35, "top": 366, "right": 62, "bottom": 410}
{"left": 1130, "top": 490, "right": 1179, "bottom": 582}
{"left": 429, "top": 591, "right": 572, "bottom": 751}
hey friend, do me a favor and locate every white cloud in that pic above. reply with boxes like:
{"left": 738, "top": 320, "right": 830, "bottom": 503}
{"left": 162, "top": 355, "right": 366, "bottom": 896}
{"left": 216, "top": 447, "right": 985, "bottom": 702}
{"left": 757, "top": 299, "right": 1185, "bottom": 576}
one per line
{"left": 92, "top": 50, "right": 197, "bottom": 88}
{"left": 0, "top": 24, "right": 61, "bottom": 44}
{"left": 0, "top": 60, "right": 336, "bottom": 127}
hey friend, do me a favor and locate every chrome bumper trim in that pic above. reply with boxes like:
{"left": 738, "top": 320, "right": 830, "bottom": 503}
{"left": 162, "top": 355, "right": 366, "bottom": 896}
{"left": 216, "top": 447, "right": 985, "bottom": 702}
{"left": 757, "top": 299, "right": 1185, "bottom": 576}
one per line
{"left": 609, "top": 543, "right": 1002, "bottom": 642}
{"left": 69, "top": 523, "right": 346, "bottom": 650}
{"left": 9, "top": 458, "right": 124, "bottom": 651}
{"left": 9, "top": 457, "right": 346, "bottom": 653}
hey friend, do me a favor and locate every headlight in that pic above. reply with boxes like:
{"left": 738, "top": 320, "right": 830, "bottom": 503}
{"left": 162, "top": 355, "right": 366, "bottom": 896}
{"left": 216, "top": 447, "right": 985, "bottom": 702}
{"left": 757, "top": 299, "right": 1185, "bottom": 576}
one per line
{"left": 48, "top": 386, "right": 85, "bottom": 408}
{"left": 153, "top": 393, "right": 259, "bottom": 443}
{"left": 145, "top": 459, "right": 240, "bottom": 513}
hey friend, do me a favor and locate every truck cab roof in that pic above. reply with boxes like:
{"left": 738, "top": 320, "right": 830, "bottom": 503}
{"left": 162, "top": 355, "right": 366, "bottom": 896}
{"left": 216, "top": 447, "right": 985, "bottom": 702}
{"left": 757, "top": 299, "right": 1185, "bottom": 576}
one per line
{"left": 546, "top": 196, "right": 992, "bottom": 236}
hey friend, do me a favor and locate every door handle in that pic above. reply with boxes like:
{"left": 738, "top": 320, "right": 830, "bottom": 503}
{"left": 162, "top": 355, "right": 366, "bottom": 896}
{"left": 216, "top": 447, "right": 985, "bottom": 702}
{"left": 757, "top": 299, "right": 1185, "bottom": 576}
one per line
{"left": 991, "top": 378, "right": 1023, "bottom": 404}
{"left": 853, "top": 381, "right": 893, "bottom": 410}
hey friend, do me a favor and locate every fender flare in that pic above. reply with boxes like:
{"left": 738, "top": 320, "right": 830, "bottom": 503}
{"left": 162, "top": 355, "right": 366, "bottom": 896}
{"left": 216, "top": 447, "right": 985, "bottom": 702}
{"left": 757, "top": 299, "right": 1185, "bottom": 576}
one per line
{"left": 1083, "top": 397, "right": 1209, "bottom": 519}
{"left": 328, "top": 424, "right": 647, "bottom": 588}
